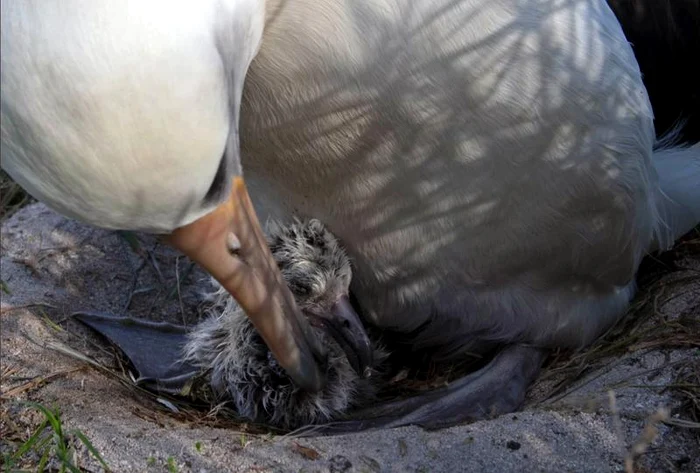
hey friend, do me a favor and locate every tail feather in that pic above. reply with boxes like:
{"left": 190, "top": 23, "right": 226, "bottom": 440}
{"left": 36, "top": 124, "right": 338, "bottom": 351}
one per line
{"left": 651, "top": 138, "right": 700, "bottom": 253}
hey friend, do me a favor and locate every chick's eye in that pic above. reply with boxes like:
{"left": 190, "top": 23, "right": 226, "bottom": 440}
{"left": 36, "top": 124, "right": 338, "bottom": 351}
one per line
{"left": 305, "top": 233, "right": 326, "bottom": 250}
{"left": 290, "top": 282, "right": 311, "bottom": 297}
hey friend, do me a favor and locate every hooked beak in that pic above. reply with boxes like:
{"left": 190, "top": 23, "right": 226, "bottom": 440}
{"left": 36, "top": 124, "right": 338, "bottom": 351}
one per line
{"left": 316, "top": 295, "right": 374, "bottom": 378}
{"left": 166, "top": 177, "right": 327, "bottom": 392}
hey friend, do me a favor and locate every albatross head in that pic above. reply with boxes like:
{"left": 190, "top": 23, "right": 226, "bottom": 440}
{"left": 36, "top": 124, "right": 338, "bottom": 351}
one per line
{"left": 0, "top": 0, "right": 327, "bottom": 391}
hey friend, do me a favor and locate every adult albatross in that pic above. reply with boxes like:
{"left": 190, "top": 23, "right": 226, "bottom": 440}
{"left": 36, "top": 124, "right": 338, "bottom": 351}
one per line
{"left": 2, "top": 0, "right": 699, "bottom": 430}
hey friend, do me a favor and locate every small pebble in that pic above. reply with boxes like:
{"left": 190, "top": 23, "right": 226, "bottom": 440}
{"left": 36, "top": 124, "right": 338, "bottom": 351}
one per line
{"left": 506, "top": 440, "right": 521, "bottom": 450}
{"left": 328, "top": 455, "right": 352, "bottom": 473}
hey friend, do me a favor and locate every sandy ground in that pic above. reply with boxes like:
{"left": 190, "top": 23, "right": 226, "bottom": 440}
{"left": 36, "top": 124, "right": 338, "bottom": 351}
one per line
{"left": 1, "top": 203, "right": 698, "bottom": 473}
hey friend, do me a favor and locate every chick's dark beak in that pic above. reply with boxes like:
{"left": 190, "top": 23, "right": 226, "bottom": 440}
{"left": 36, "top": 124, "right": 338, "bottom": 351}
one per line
{"left": 317, "top": 295, "right": 373, "bottom": 378}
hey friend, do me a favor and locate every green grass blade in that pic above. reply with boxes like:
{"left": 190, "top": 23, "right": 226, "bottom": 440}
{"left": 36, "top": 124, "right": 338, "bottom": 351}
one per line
{"left": 37, "top": 444, "right": 52, "bottom": 472}
{"left": 116, "top": 230, "right": 142, "bottom": 254}
{"left": 53, "top": 430, "right": 68, "bottom": 462}
{"left": 2, "top": 452, "right": 16, "bottom": 471}
{"left": 25, "top": 402, "right": 62, "bottom": 437}
{"left": 62, "top": 460, "right": 83, "bottom": 473}
{"left": 0, "top": 279, "right": 11, "bottom": 295}
{"left": 41, "top": 314, "right": 64, "bottom": 332}
{"left": 34, "top": 433, "right": 54, "bottom": 459}
{"left": 12, "top": 418, "right": 49, "bottom": 459}
{"left": 73, "top": 429, "right": 111, "bottom": 471}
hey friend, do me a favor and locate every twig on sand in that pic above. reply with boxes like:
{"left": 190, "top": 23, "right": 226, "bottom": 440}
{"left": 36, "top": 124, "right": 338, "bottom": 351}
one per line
{"left": 624, "top": 407, "right": 670, "bottom": 473}
{"left": 175, "top": 256, "right": 186, "bottom": 326}
{"left": 609, "top": 391, "right": 672, "bottom": 473}
{"left": 121, "top": 257, "right": 148, "bottom": 313}
{"left": 0, "top": 303, "right": 58, "bottom": 316}
{"left": 0, "top": 367, "right": 86, "bottom": 399}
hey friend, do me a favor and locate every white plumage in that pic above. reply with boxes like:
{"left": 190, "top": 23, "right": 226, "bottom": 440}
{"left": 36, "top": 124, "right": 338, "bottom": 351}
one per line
{"left": 2, "top": 0, "right": 698, "bottom": 427}
{"left": 1, "top": 0, "right": 262, "bottom": 232}
{"left": 239, "top": 0, "right": 699, "bottom": 354}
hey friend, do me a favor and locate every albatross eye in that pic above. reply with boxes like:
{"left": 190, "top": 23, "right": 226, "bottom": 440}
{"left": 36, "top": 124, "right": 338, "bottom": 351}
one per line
{"left": 290, "top": 281, "right": 312, "bottom": 298}
{"left": 304, "top": 229, "right": 327, "bottom": 251}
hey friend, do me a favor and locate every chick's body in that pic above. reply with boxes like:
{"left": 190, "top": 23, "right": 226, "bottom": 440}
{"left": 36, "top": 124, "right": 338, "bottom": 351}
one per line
{"left": 183, "top": 219, "right": 387, "bottom": 429}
